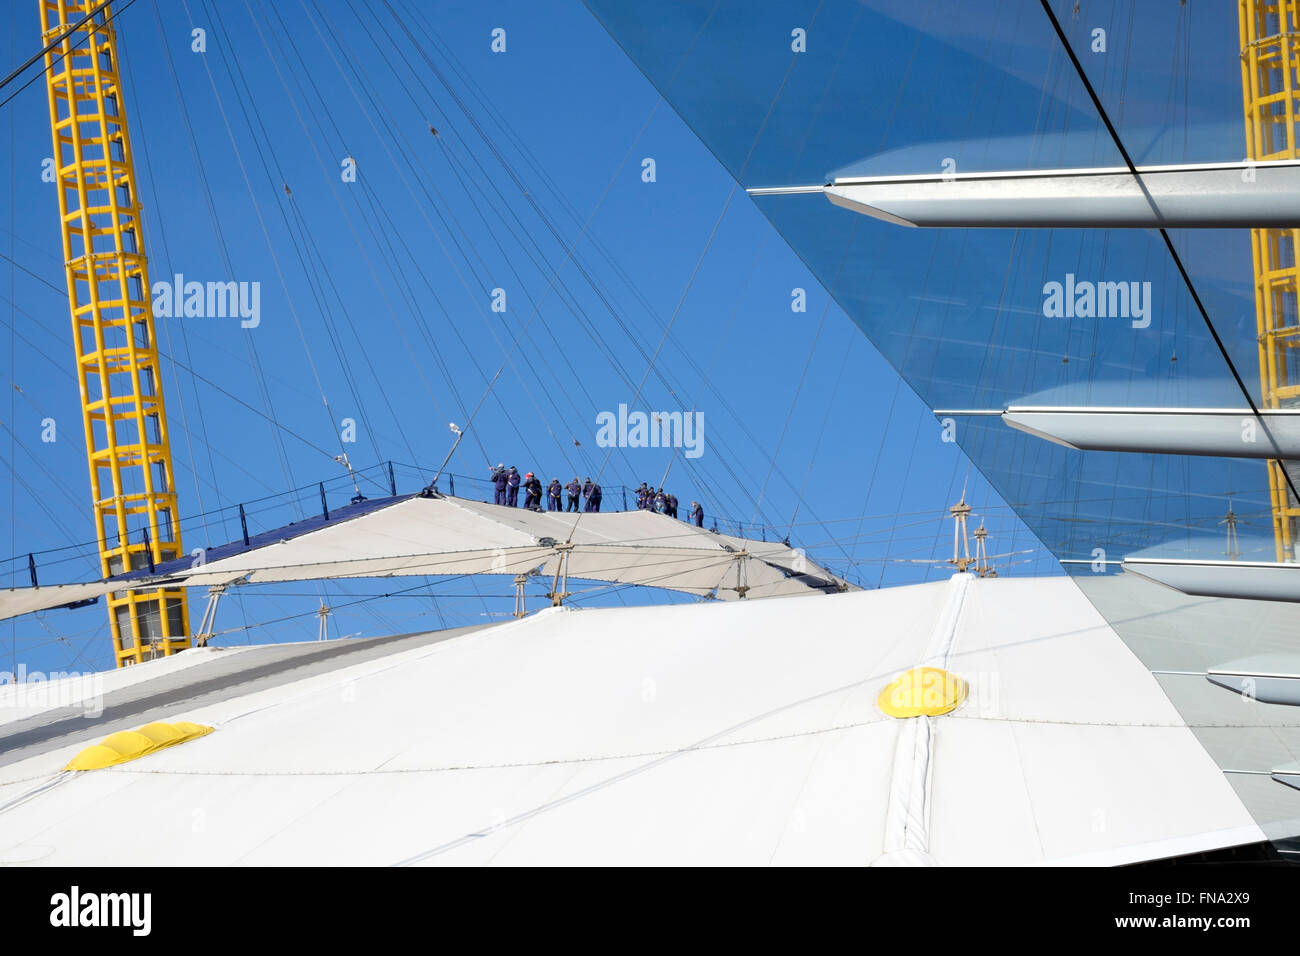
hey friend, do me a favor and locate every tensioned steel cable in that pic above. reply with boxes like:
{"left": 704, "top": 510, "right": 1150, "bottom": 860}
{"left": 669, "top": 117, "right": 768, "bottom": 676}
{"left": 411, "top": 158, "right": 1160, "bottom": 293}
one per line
{"left": 0, "top": 0, "right": 118, "bottom": 93}
{"left": 210, "top": 0, "right": 397, "bottom": 469}
{"left": 379, "top": 0, "right": 776, "bottom": 522}
{"left": 0, "top": 3, "right": 142, "bottom": 114}
{"left": 116, "top": 14, "right": 225, "bottom": 541}
{"left": 559, "top": 0, "right": 828, "bottom": 548}
{"left": 146, "top": 0, "right": 300, "bottom": 504}
{"left": 0, "top": 249, "right": 346, "bottom": 464}
{"left": 374, "top": 0, "right": 751, "bottom": 508}
{"left": 392, "top": 0, "right": 833, "bottom": 532}
{"left": 256, "top": 0, "right": 500, "bottom": 469}
{"left": 1038, "top": 0, "right": 1300, "bottom": 511}
{"left": 311, "top": 0, "right": 564, "bottom": 479}
{"left": 157, "top": 0, "right": 356, "bottom": 486}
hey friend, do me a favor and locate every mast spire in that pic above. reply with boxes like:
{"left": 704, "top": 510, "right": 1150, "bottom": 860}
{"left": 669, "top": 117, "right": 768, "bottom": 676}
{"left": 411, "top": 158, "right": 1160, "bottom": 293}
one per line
{"left": 39, "top": 0, "right": 190, "bottom": 665}
{"left": 948, "top": 491, "right": 973, "bottom": 573}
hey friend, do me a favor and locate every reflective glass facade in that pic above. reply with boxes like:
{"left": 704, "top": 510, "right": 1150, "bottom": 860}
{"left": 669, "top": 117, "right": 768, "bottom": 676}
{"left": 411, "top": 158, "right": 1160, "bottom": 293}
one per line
{"left": 585, "top": 0, "right": 1300, "bottom": 844}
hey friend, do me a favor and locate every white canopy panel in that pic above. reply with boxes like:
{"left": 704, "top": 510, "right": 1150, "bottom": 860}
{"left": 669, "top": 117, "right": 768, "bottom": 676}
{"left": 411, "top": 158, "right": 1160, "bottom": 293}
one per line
{"left": 0, "top": 575, "right": 1263, "bottom": 866}
{"left": 0, "top": 496, "right": 853, "bottom": 622}
{"left": 178, "top": 496, "right": 851, "bottom": 598}
{"left": 0, "top": 581, "right": 115, "bottom": 620}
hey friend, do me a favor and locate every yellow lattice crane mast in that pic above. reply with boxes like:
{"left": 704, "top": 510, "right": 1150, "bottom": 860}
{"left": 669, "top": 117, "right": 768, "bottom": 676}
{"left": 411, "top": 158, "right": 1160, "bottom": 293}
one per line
{"left": 39, "top": 0, "right": 190, "bottom": 665}
{"left": 1242, "top": 0, "right": 1300, "bottom": 561}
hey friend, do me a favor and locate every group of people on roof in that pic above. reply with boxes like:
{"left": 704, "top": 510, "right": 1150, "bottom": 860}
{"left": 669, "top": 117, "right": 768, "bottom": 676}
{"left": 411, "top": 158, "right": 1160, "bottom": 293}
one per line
{"left": 490, "top": 465, "right": 601, "bottom": 512}
{"left": 634, "top": 482, "right": 703, "bottom": 527}
{"left": 487, "top": 464, "right": 704, "bottom": 526}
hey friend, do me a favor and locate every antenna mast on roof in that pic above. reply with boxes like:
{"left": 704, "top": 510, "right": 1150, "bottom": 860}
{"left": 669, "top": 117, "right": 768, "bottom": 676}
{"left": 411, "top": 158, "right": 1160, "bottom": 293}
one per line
{"left": 1220, "top": 505, "right": 1242, "bottom": 560}
{"left": 948, "top": 490, "right": 973, "bottom": 573}
{"left": 973, "top": 519, "right": 997, "bottom": 578}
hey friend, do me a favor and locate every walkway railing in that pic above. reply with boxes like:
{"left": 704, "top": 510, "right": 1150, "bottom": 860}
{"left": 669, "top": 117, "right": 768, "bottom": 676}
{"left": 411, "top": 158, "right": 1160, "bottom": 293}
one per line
{"left": 2, "top": 459, "right": 816, "bottom": 590}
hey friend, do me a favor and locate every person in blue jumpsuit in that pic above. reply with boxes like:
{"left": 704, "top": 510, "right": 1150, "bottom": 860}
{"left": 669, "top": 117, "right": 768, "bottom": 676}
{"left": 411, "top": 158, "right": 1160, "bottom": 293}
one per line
{"left": 582, "top": 477, "right": 593, "bottom": 510}
{"left": 588, "top": 482, "right": 603, "bottom": 512}
{"left": 522, "top": 472, "right": 542, "bottom": 510}
{"left": 491, "top": 463, "right": 508, "bottom": 505}
{"left": 689, "top": 500, "right": 704, "bottom": 527}
{"left": 506, "top": 466, "right": 520, "bottom": 507}
{"left": 547, "top": 478, "right": 562, "bottom": 511}
{"left": 635, "top": 483, "right": 649, "bottom": 510}
{"left": 666, "top": 493, "right": 678, "bottom": 518}
{"left": 566, "top": 477, "right": 582, "bottom": 512}
{"left": 653, "top": 488, "right": 666, "bottom": 513}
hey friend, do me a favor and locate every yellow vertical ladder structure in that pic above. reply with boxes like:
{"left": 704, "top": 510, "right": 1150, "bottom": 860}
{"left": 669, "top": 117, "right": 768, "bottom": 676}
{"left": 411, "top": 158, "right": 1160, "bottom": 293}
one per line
{"left": 39, "top": 0, "right": 190, "bottom": 665}
{"left": 1242, "top": 0, "right": 1300, "bottom": 561}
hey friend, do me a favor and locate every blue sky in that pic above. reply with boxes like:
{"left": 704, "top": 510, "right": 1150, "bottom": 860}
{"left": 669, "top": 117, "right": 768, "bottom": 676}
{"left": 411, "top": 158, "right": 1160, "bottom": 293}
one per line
{"left": 0, "top": 0, "right": 1071, "bottom": 674}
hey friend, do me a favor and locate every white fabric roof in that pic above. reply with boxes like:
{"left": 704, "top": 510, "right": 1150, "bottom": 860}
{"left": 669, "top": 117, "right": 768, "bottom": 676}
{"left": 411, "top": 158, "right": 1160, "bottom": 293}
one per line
{"left": 0, "top": 574, "right": 1261, "bottom": 866}
{"left": 0, "top": 581, "right": 113, "bottom": 620}
{"left": 0, "top": 497, "right": 851, "bottom": 622}
{"left": 180, "top": 496, "right": 848, "bottom": 597}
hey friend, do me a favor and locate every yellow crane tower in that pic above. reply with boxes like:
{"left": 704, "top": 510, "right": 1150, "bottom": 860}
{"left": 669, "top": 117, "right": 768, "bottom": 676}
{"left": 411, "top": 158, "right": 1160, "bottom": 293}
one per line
{"left": 1242, "top": 0, "right": 1300, "bottom": 561}
{"left": 39, "top": 0, "right": 190, "bottom": 665}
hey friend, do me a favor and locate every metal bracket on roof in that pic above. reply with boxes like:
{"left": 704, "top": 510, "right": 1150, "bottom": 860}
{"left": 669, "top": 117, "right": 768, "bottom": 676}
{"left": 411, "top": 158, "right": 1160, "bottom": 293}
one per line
{"left": 194, "top": 584, "right": 228, "bottom": 648}
{"left": 728, "top": 550, "right": 750, "bottom": 599}
{"left": 514, "top": 573, "right": 530, "bottom": 619}
{"left": 547, "top": 542, "right": 576, "bottom": 608}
